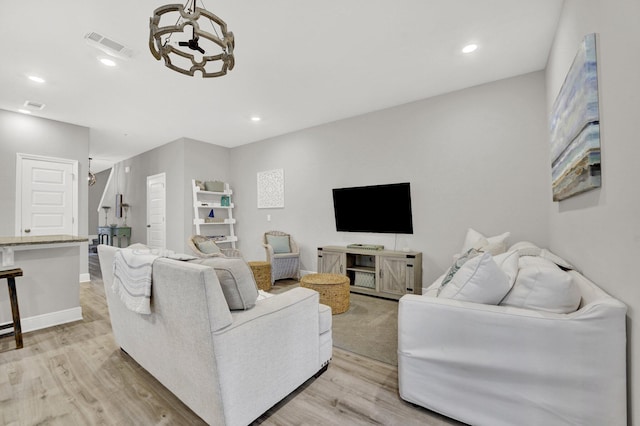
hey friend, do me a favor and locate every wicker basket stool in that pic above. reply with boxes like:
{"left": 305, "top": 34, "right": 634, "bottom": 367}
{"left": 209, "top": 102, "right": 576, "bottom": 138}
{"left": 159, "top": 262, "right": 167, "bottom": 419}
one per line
{"left": 248, "top": 261, "right": 272, "bottom": 291}
{"left": 300, "top": 273, "right": 350, "bottom": 314}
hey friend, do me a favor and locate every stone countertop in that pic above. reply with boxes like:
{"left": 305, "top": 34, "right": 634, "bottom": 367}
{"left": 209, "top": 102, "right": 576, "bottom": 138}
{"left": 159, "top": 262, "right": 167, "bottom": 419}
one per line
{"left": 0, "top": 235, "right": 88, "bottom": 247}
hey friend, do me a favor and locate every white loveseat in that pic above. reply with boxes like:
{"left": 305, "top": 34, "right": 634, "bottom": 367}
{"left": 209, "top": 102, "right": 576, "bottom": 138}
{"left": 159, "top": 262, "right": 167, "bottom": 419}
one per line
{"left": 398, "top": 242, "right": 627, "bottom": 426}
{"left": 98, "top": 245, "right": 332, "bottom": 426}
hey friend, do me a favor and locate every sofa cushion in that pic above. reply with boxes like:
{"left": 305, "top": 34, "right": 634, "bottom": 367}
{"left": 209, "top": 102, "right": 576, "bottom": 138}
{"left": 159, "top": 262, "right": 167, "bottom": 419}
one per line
{"left": 189, "top": 257, "right": 259, "bottom": 310}
{"left": 508, "top": 241, "right": 575, "bottom": 270}
{"left": 500, "top": 262, "right": 581, "bottom": 313}
{"left": 266, "top": 234, "right": 291, "bottom": 254}
{"left": 438, "top": 252, "right": 512, "bottom": 304}
{"left": 461, "top": 228, "right": 511, "bottom": 256}
{"left": 318, "top": 303, "right": 332, "bottom": 334}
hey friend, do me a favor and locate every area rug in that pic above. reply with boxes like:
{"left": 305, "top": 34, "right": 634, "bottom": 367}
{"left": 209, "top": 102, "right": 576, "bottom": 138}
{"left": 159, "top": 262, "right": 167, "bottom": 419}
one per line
{"left": 331, "top": 293, "right": 398, "bottom": 365}
{"left": 268, "top": 280, "right": 399, "bottom": 365}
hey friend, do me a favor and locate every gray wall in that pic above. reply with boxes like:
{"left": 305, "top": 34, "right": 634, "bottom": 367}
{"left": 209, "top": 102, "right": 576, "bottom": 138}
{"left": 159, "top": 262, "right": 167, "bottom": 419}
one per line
{"left": 103, "top": 138, "right": 185, "bottom": 251}
{"left": 0, "top": 109, "right": 89, "bottom": 276}
{"left": 182, "top": 138, "right": 231, "bottom": 254}
{"left": 108, "top": 138, "right": 231, "bottom": 253}
{"left": 546, "top": 0, "right": 640, "bottom": 422}
{"left": 230, "top": 71, "right": 551, "bottom": 283}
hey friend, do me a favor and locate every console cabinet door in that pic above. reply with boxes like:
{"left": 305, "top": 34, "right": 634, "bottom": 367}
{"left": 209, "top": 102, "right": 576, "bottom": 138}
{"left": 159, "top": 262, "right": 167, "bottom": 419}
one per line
{"left": 378, "top": 256, "right": 412, "bottom": 296}
{"left": 318, "top": 250, "right": 346, "bottom": 274}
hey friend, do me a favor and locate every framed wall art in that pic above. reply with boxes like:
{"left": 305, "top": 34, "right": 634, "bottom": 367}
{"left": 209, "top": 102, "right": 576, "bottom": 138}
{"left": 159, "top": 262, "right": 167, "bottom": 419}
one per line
{"left": 549, "top": 33, "right": 601, "bottom": 201}
{"left": 257, "top": 168, "right": 284, "bottom": 208}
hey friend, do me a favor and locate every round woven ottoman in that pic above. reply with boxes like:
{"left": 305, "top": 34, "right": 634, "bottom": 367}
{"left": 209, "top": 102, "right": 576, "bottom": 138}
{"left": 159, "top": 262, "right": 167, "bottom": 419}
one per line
{"left": 300, "top": 273, "right": 350, "bottom": 314}
{"left": 248, "top": 261, "right": 272, "bottom": 291}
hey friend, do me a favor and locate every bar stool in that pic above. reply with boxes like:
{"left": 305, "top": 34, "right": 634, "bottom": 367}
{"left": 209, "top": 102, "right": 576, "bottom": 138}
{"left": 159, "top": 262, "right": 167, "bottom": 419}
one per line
{"left": 0, "top": 268, "right": 23, "bottom": 349}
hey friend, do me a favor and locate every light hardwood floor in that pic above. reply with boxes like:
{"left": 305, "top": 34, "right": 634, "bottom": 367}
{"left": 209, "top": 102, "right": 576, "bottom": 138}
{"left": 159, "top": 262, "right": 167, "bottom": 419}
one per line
{"left": 0, "top": 255, "right": 463, "bottom": 425}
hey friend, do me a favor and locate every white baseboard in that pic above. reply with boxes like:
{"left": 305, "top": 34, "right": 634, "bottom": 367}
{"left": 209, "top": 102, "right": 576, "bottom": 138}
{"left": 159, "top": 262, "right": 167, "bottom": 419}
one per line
{"left": 4, "top": 307, "right": 84, "bottom": 334}
{"left": 80, "top": 273, "right": 91, "bottom": 283}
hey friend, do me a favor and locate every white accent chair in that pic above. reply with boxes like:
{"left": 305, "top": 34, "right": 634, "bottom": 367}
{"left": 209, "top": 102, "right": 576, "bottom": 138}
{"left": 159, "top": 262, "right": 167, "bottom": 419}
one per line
{"left": 262, "top": 230, "right": 300, "bottom": 283}
{"left": 188, "top": 234, "right": 243, "bottom": 259}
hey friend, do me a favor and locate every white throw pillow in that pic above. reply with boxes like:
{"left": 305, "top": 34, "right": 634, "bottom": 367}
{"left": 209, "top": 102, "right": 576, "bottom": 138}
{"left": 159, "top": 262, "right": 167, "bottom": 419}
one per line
{"left": 508, "top": 241, "right": 542, "bottom": 256}
{"left": 508, "top": 241, "right": 575, "bottom": 271}
{"left": 500, "top": 263, "right": 581, "bottom": 314}
{"left": 461, "top": 228, "right": 510, "bottom": 255}
{"left": 493, "top": 250, "right": 519, "bottom": 288}
{"left": 438, "top": 252, "right": 512, "bottom": 304}
{"left": 440, "top": 248, "right": 481, "bottom": 288}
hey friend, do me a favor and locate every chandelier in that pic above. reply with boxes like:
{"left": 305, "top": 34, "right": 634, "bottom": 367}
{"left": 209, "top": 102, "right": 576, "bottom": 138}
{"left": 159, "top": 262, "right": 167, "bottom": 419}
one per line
{"left": 149, "top": 0, "right": 235, "bottom": 78}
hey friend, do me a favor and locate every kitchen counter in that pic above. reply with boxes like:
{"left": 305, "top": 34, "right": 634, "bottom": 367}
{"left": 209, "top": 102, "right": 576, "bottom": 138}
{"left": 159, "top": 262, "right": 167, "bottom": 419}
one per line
{"left": 0, "top": 234, "right": 87, "bottom": 334}
{"left": 0, "top": 234, "right": 87, "bottom": 246}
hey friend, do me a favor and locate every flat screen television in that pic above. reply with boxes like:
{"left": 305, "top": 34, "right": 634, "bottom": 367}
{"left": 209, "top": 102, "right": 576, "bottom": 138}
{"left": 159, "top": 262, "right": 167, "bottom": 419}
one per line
{"left": 332, "top": 182, "right": 414, "bottom": 234}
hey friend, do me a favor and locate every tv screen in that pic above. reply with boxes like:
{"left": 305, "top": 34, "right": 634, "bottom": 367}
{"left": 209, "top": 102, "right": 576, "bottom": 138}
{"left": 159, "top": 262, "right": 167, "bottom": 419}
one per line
{"left": 332, "top": 183, "right": 414, "bottom": 234}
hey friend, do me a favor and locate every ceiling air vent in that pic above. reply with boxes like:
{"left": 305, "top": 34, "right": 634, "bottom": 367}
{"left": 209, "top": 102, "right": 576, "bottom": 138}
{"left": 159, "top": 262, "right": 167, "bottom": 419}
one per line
{"left": 23, "top": 100, "right": 45, "bottom": 110}
{"left": 84, "top": 32, "right": 133, "bottom": 60}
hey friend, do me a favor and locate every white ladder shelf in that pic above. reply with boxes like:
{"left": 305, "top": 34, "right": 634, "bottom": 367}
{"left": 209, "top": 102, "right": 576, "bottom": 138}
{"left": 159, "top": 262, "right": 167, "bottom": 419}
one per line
{"left": 192, "top": 179, "right": 237, "bottom": 248}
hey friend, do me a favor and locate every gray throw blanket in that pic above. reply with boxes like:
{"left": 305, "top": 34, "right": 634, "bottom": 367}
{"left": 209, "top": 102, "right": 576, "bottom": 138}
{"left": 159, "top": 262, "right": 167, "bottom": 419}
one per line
{"left": 112, "top": 248, "right": 197, "bottom": 314}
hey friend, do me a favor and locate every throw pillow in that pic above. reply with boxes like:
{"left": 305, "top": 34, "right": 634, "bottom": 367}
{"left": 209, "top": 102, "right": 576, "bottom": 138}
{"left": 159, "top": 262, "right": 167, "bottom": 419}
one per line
{"left": 196, "top": 238, "right": 222, "bottom": 255}
{"left": 438, "top": 252, "right": 512, "bottom": 304}
{"left": 461, "top": 228, "right": 511, "bottom": 255}
{"left": 508, "top": 241, "right": 575, "bottom": 271}
{"left": 189, "top": 257, "right": 259, "bottom": 310}
{"left": 439, "top": 248, "right": 480, "bottom": 290}
{"left": 500, "top": 263, "right": 580, "bottom": 314}
{"left": 127, "top": 243, "right": 150, "bottom": 250}
{"left": 266, "top": 234, "right": 291, "bottom": 254}
{"left": 492, "top": 250, "right": 519, "bottom": 288}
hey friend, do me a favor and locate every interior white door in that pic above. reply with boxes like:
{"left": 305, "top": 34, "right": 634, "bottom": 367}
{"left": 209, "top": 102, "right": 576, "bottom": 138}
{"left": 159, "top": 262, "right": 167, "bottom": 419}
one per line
{"left": 146, "top": 173, "right": 166, "bottom": 249}
{"left": 16, "top": 155, "right": 77, "bottom": 236}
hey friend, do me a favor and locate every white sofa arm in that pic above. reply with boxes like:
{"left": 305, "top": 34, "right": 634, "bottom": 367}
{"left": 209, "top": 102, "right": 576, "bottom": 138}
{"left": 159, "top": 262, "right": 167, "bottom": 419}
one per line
{"left": 212, "top": 287, "right": 322, "bottom": 426}
{"left": 398, "top": 294, "right": 627, "bottom": 426}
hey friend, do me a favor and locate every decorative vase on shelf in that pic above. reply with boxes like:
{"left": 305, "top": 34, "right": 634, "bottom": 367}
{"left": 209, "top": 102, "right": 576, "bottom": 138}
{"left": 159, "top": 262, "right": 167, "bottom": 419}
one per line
{"left": 101, "top": 206, "right": 111, "bottom": 226}
{"left": 122, "top": 203, "right": 130, "bottom": 226}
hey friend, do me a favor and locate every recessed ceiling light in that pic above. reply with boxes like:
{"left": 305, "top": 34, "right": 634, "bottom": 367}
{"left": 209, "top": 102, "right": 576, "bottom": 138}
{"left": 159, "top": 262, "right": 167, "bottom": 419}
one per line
{"left": 28, "top": 75, "right": 45, "bottom": 83}
{"left": 18, "top": 109, "right": 32, "bottom": 114}
{"left": 100, "top": 58, "right": 117, "bottom": 67}
{"left": 462, "top": 44, "right": 478, "bottom": 54}
{"left": 24, "top": 100, "right": 45, "bottom": 110}
{"left": 251, "top": 116, "right": 262, "bottom": 122}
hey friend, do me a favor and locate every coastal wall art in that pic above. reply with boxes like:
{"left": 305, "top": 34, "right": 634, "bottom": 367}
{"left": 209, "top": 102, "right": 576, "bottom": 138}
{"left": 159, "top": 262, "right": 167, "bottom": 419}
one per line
{"left": 549, "top": 33, "right": 601, "bottom": 201}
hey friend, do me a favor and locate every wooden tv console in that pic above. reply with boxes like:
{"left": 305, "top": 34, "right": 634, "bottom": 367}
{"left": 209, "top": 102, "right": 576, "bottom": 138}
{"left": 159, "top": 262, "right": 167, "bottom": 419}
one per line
{"left": 317, "top": 246, "right": 422, "bottom": 300}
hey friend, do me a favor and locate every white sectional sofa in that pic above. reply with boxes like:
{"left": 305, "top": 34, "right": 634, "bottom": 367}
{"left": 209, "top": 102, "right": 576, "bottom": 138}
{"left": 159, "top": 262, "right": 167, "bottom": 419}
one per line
{"left": 398, "top": 238, "right": 627, "bottom": 426}
{"left": 98, "top": 244, "right": 332, "bottom": 426}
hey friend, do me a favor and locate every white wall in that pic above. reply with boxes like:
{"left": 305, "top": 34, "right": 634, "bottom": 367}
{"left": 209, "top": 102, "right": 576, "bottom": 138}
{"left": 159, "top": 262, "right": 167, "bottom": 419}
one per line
{"left": 546, "top": 0, "right": 640, "bottom": 422}
{"left": 230, "top": 71, "right": 551, "bottom": 283}
{"left": 0, "top": 109, "right": 89, "bottom": 277}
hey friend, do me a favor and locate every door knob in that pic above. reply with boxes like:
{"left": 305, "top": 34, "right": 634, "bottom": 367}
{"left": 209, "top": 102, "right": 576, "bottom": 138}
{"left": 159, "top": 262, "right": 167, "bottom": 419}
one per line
{"left": 24, "top": 229, "right": 31, "bottom": 233}
{"left": 147, "top": 225, "right": 151, "bottom": 228}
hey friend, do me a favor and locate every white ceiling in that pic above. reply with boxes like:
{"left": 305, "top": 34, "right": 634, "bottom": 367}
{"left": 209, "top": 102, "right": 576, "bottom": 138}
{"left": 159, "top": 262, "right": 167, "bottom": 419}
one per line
{"left": 0, "top": 0, "right": 563, "bottom": 172}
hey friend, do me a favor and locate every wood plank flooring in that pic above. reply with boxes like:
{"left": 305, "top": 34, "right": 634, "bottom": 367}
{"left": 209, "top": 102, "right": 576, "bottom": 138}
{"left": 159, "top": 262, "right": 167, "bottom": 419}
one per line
{"left": 0, "top": 254, "right": 463, "bottom": 425}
